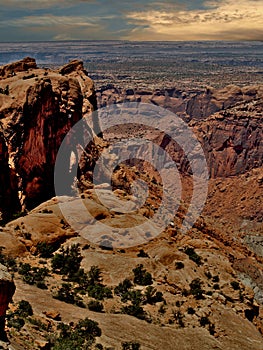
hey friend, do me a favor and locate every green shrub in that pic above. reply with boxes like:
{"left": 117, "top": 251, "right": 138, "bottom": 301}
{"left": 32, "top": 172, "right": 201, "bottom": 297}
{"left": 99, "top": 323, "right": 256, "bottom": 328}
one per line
{"left": 114, "top": 279, "right": 133, "bottom": 302}
{"left": 200, "top": 316, "right": 210, "bottom": 327}
{"left": 51, "top": 244, "right": 82, "bottom": 278}
{"left": 174, "top": 310, "right": 184, "bottom": 327}
{"left": 7, "top": 300, "right": 33, "bottom": 331}
{"left": 231, "top": 281, "right": 240, "bottom": 290}
{"left": 187, "top": 307, "right": 195, "bottom": 315}
{"left": 36, "top": 241, "right": 58, "bottom": 258}
{"left": 122, "top": 341, "right": 141, "bottom": 350}
{"left": 54, "top": 283, "right": 84, "bottom": 307}
{"left": 133, "top": 264, "right": 152, "bottom": 286}
{"left": 144, "top": 286, "right": 163, "bottom": 304}
{"left": 18, "top": 263, "right": 49, "bottom": 287}
{"left": 137, "top": 250, "right": 149, "bottom": 258}
{"left": 87, "top": 284, "right": 112, "bottom": 301}
{"left": 51, "top": 318, "right": 101, "bottom": 350}
{"left": 189, "top": 278, "right": 204, "bottom": 300}
{"left": 184, "top": 247, "right": 202, "bottom": 266}
{"left": 87, "top": 300, "right": 104, "bottom": 313}
{"left": 175, "top": 261, "right": 184, "bottom": 270}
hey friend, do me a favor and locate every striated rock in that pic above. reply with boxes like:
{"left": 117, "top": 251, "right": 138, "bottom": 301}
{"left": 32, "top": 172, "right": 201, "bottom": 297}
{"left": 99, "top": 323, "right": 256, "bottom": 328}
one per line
{"left": 192, "top": 99, "right": 263, "bottom": 177}
{"left": 0, "top": 264, "right": 15, "bottom": 340}
{"left": 0, "top": 57, "right": 37, "bottom": 80}
{"left": 0, "top": 58, "right": 99, "bottom": 211}
{"left": 97, "top": 83, "right": 263, "bottom": 121}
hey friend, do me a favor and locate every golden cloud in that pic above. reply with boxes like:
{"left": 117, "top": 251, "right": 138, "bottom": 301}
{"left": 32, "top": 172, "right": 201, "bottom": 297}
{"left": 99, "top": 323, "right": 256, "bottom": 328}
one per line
{"left": 124, "top": 0, "right": 263, "bottom": 40}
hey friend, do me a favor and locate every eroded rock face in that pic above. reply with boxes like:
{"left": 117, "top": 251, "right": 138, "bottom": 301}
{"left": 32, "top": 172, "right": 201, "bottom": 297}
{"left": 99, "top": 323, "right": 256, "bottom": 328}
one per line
{"left": 0, "top": 58, "right": 98, "bottom": 211}
{"left": 0, "top": 264, "right": 15, "bottom": 340}
{"left": 0, "top": 57, "right": 37, "bottom": 79}
{"left": 97, "top": 84, "right": 263, "bottom": 121}
{"left": 192, "top": 99, "right": 263, "bottom": 177}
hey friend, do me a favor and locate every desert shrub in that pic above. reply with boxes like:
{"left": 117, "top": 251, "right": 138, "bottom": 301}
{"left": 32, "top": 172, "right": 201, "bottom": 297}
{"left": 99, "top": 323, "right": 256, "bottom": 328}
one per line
{"left": 144, "top": 286, "right": 164, "bottom": 304}
{"left": 200, "top": 316, "right": 210, "bottom": 327}
{"left": 174, "top": 310, "right": 185, "bottom": 327}
{"left": 16, "top": 300, "right": 33, "bottom": 318}
{"left": 7, "top": 317, "right": 25, "bottom": 331}
{"left": 187, "top": 307, "right": 195, "bottom": 315}
{"left": 213, "top": 283, "right": 220, "bottom": 290}
{"left": 122, "top": 341, "right": 141, "bottom": 350}
{"left": 54, "top": 283, "right": 85, "bottom": 307}
{"left": 121, "top": 290, "right": 148, "bottom": 321}
{"left": 0, "top": 85, "right": 9, "bottom": 95}
{"left": 114, "top": 279, "right": 133, "bottom": 302}
{"left": 51, "top": 318, "right": 101, "bottom": 350}
{"left": 175, "top": 261, "right": 184, "bottom": 270}
{"left": 133, "top": 264, "right": 152, "bottom": 286}
{"left": 189, "top": 278, "right": 204, "bottom": 300}
{"left": 121, "top": 303, "right": 146, "bottom": 321}
{"left": 87, "top": 300, "right": 104, "bottom": 313}
{"left": 51, "top": 244, "right": 82, "bottom": 277}
{"left": 212, "top": 275, "right": 220, "bottom": 283}
{"left": 7, "top": 300, "right": 33, "bottom": 331}
{"left": 18, "top": 263, "right": 49, "bottom": 288}
{"left": 87, "top": 284, "right": 112, "bottom": 300}
{"left": 158, "top": 303, "right": 166, "bottom": 314}
{"left": 231, "top": 281, "right": 240, "bottom": 290}
{"left": 87, "top": 265, "right": 103, "bottom": 285}
{"left": 137, "top": 250, "right": 149, "bottom": 258}
{"left": 205, "top": 271, "right": 212, "bottom": 279}
{"left": 36, "top": 241, "right": 58, "bottom": 258}
{"left": 184, "top": 247, "right": 202, "bottom": 266}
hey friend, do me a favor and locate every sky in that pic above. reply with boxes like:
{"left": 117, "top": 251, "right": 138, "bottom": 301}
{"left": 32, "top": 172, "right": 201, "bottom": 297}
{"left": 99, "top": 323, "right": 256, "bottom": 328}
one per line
{"left": 0, "top": 0, "right": 262, "bottom": 41}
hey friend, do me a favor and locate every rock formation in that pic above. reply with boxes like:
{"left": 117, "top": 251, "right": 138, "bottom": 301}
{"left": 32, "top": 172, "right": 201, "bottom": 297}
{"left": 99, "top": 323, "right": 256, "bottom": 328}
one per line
{"left": 0, "top": 264, "right": 15, "bottom": 340}
{"left": 0, "top": 57, "right": 37, "bottom": 79}
{"left": 192, "top": 99, "right": 263, "bottom": 177}
{"left": 0, "top": 58, "right": 99, "bottom": 212}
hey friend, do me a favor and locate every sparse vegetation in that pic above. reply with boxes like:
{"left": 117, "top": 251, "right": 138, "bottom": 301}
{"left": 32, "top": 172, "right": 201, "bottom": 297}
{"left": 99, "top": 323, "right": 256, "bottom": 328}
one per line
{"left": 50, "top": 318, "right": 102, "bottom": 350}
{"left": 184, "top": 247, "right": 202, "bottom": 266}
{"left": 7, "top": 300, "right": 33, "bottom": 331}
{"left": 231, "top": 281, "right": 240, "bottom": 290}
{"left": 54, "top": 283, "right": 85, "bottom": 308}
{"left": 36, "top": 241, "right": 58, "bottom": 258}
{"left": 133, "top": 264, "right": 153, "bottom": 286}
{"left": 175, "top": 261, "right": 184, "bottom": 270}
{"left": 51, "top": 244, "right": 82, "bottom": 278}
{"left": 122, "top": 341, "right": 141, "bottom": 350}
{"left": 18, "top": 263, "right": 49, "bottom": 288}
{"left": 189, "top": 278, "right": 204, "bottom": 300}
{"left": 144, "top": 286, "right": 164, "bottom": 305}
{"left": 87, "top": 300, "right": 104, "bottom": 312}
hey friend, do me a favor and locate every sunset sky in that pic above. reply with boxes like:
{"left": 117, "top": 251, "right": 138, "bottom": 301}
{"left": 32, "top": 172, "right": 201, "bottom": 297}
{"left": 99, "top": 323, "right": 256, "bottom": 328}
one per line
{"left": 0, "top": 0, "right": 262, "bottom": 41}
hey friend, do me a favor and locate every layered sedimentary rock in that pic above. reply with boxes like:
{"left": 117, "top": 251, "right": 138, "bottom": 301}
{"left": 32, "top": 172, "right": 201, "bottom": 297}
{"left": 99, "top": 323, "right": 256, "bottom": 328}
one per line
{"left": 0, "top": 264, "right": 15, "bottom": 340}
{"left": 0, "top": 58, "right": 98, "bottom": 211}
{"left": 97, "top": 84, "right": 263, "bottom": 121}
{"left": 98, "top": 83, "right": 263, "bottom": 179}
{"left": 192, "top": 99, "right": 263, "bottom": 177}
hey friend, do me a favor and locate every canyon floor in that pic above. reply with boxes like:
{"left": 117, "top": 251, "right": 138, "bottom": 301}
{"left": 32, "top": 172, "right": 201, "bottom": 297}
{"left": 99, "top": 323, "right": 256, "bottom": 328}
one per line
{"left": 0, "top": 58, "right": 262, "bottom": 350}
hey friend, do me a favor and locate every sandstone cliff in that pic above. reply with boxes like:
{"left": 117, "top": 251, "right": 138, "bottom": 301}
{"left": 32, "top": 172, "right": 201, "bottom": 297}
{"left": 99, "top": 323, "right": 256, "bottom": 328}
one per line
{"left": 0, "top": 58, "right": 98, "bottom": 213}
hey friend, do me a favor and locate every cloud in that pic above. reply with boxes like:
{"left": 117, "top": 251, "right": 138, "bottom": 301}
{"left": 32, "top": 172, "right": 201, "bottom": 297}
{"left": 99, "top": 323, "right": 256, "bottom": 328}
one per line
{"left": 0, "top": 15, "right": 99, "bottom": 28}
{"left": 123, "top": 0, "right": 263, "bottom": 40}
{"left": 0, "top": 0, "right": 96, "bottom": 10}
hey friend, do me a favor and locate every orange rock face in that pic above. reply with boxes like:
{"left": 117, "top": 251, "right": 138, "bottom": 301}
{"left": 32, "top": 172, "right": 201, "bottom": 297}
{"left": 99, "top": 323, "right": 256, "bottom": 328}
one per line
{"left": 0, "top": 58, "right": 98, "bottom": 213}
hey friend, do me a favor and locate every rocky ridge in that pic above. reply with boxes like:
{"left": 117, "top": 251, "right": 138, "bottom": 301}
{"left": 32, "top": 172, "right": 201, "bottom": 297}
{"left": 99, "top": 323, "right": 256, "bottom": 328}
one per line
{"left": 0, "top": 57, "right": 99, "bottom": 220}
